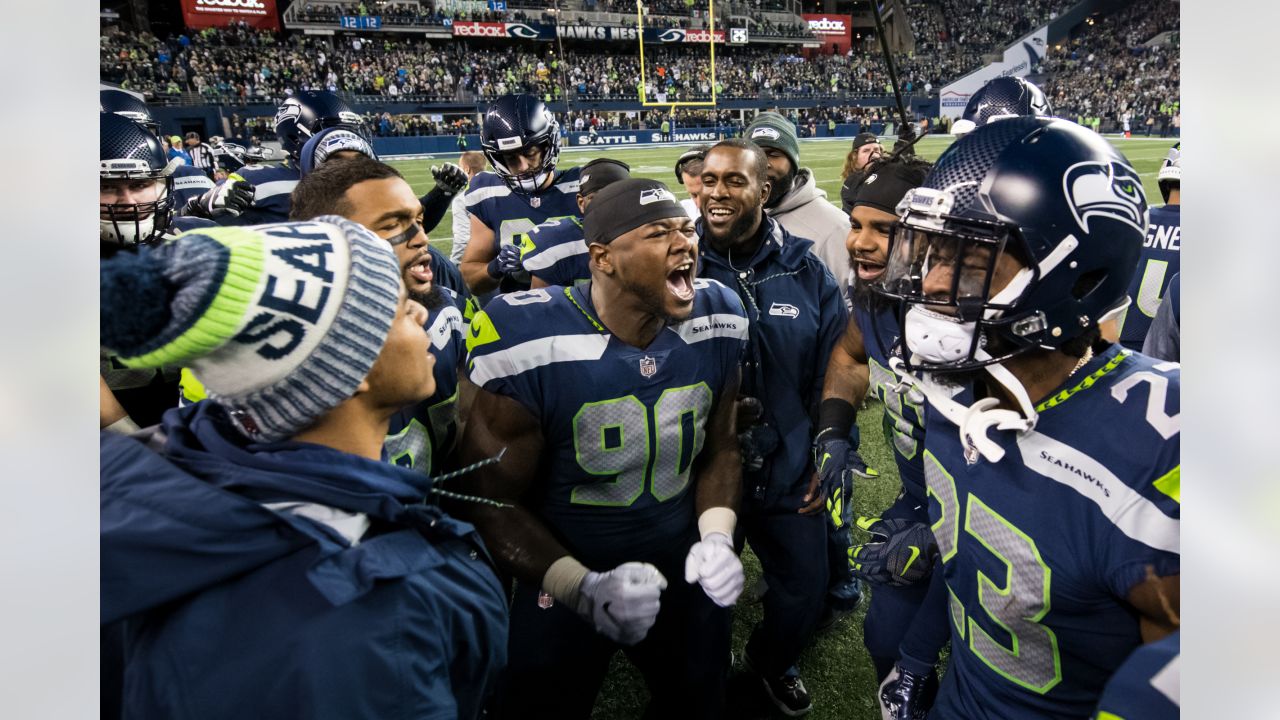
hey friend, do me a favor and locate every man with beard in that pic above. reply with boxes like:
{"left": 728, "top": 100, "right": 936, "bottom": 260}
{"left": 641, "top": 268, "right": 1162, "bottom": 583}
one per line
{"left": 696, "top": 138, "right": 847, "bottom": 717}
{"left": 814, "top": 155, "right": 945, "bottom": 714}
{"left": 875, "top": 117, "right": 1179, "bottom": 719}
{"left": 840, "top": 132, "right": 886, "bottom": 213}
{"left": 455, "top": 179, "right": 748, "bottom": 718}
{"left": 290, "top": 157, "right": 467, "bottom": 477}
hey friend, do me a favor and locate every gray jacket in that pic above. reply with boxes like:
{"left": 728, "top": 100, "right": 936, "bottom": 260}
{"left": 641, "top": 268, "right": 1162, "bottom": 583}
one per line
{"left": 767, "top": 168, "right": 852, "bottom": 293}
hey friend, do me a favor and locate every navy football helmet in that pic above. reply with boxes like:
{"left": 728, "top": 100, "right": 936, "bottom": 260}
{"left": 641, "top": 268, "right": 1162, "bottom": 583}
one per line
{"left": 875, "top": 116, "right": 1149, "bottom": 372}
{"left": 1157, "top": 142, "right": 1180, "bottom": 203}
{"left": 100, "top": 88, "right": 161, "bottom": 137}
{"left": 952, "top": 77, "right": 1052, "bottom": 137}
{"left": 480, "top": 94, "right": 562, "bottom": 193}
{"left": 274, "top": 90, "right": 367, "bottom": 161}
{"left": 100, "top": 112, "right": 176, "bottom": 246}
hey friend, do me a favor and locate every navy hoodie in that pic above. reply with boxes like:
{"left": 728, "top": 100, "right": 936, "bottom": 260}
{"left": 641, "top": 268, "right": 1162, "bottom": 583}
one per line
{"left": 101, "top": 402, "right": 508, "bottom": 720}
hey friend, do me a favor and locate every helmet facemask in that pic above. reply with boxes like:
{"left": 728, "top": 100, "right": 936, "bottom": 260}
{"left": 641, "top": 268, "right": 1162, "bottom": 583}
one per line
{"left": 485, "top": 132, "right": 560, "bottom": 194}
{"left": 100, "top": 158, "right": 177, "bottom": 246}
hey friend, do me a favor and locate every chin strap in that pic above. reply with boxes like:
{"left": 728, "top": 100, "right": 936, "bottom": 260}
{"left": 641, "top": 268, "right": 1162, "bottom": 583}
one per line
{"left": 887, "top": 355, "right": 1037, "bottom": 464}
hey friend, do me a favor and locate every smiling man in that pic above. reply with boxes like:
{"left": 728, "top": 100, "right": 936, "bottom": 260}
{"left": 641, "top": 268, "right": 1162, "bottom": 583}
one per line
{"left": 291, "top": 157, "right": 467, "bottom": 477}
{"left": 696, "top": 138, "right": 848, "bottom": 717}
{"left": 456, "top": 178, "right": 748, "bottom": 718}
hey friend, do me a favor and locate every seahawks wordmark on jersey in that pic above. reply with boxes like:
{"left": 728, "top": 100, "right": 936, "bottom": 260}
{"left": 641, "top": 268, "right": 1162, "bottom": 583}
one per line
{"left": 464, "top": 167, "right": 582, "bottom": 252}
{"left": 518, "top": 216, "right": 590, "bottom": 287}
{"left": 171, "top": 164, "right": 215, "bottom": 208}
{"left": 466, "top": 280, "right": 747, "bottom": 569}
{"left": 925, "top": 346, "right": 1179, "bottom": 719}
{"left": 385, "top": 286, "right": 466, "bottom": 477}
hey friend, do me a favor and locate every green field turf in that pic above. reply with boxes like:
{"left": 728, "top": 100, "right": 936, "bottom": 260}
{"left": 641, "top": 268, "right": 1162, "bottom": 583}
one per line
{"left": 386, "top": 134, "right": 1174, "bottom": 718}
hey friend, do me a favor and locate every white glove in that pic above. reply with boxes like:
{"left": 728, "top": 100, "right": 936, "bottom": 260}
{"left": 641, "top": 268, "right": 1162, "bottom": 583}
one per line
{"left": 684, "top": 532, "right": 744, "bottom": 607}
{"left": 575, "top": 562, "right": 667, "bottom": 645}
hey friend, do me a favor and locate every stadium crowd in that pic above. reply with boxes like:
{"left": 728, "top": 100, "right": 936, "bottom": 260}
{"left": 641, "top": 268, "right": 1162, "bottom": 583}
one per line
{"left": 1042, "top": 0, "right": 1180, "bottom": 134}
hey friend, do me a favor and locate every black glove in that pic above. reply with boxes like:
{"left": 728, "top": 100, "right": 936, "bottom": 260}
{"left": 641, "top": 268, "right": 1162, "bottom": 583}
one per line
{"left": 184, "top": 180, "right": 255, "bottom": 220}
{"left": 893, "top": 120, "right": 919, "bottom": 156}
{"left": 879, "top": 663, "right": 930, "bottom": 720}
{"left": 431, "top": 162, "right": 469, "bottom": 196}
{"left": 813, "top": 429, "right": 851, "bottom": 517}
{"left": 848, "top": 517, "right": 938, "bottom": 587}
{"left": 486, "top": 243, "right": 524, "bottom": 279}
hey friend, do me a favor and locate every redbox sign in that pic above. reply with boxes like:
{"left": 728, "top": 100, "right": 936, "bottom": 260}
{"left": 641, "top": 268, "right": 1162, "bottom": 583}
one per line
{"left": 801, "top": 13, "right": 852, "bottom": 53}
{"left": 452, "top": 21, "right": 508, "bottom": 38}
{"left": 181, "top": 0, "right": 280, "bottom": 30}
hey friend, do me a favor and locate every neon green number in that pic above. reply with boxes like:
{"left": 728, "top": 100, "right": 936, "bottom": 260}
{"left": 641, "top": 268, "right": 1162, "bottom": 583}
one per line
{"left": 384, "top": 390, "right": 460, "bottom": 477}
{"left": 571, "top": 383, "right": 712, "bottom": 507}
{"left": 965, "top": 496, "right": 1062, "bottom": 694}
{"left": 870, "top": 357, "right": 926, "bottom": 461}
{"left": 926, "top": 453, "right": 1062, "bottom": 694}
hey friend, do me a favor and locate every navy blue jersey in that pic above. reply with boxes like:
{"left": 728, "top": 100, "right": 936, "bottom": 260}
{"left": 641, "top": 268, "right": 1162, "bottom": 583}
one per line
{"left": 466, "top": 280, "right": 747, "bottom": 569}
{"left": 221, "top": 163, "right": 301, "bottom": 225}
{"left": 925, "top": 345, "right": 1180, "bottom": 719}
{"left": 386, "top": 287, "right": 466, "bottom": 477}
{"left": 429, "top": 244, "right": 468, "bottom": 302}
{"left": 463, "top": 168, "right": 582, "bottom": 252}
{"left": 1118, "top": 205, "right": 1180, "bottom": 350}
{"left": 171, "top": 164, "right": 215, "bottom": 208}
{"left": 519, "top": 216, "right": 589, "bottom": 287}
{"left": 853, "top": 301, "right": 928, "bottom": 503}
{"left": 1093, "top": 631, "right": 1180, "bottom": 720}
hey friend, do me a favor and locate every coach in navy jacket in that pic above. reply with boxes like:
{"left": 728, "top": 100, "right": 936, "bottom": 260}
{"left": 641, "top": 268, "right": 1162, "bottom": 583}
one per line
{"left": 693, "top": 139, "right": 846, "bottom": 712}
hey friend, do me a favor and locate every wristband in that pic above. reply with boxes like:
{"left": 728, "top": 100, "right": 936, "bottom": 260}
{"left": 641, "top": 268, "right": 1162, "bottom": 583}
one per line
{"left": 815, "top": 398, "right": 856, "bottom": 442}
{"left": 105, "top": 415, "right": 141, "bottom": 435}
{"left": 697, "top": 507, "right": 737, "bottom": 540}
{"left": 486, "top": 257, "right": 504, "bottom": 280}
{"left": 542, "top": 555, "right": 590, "bottom": 606}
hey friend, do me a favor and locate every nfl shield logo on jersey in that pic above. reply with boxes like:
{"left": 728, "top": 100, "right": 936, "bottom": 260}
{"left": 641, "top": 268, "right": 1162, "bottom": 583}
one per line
{"left": 530, "top": 195, "right": 542, "bottom": 208}
{"left": 639, "top": 356, "right": 657, "bottom": 377}
{"left": 537, "top": 591, "right": 555, "bottom": 609}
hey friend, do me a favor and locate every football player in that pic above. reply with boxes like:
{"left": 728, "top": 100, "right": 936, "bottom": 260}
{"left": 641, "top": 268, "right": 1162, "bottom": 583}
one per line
{"left": 100, "top": 88, "right": 252, "bottom": 217}
{"left": 950, "top": 76, "right": 1053, "bottom": 138}
{"left": 99, "top": 112, "right": 216, "bottom": 433}
{"left": 455, "top": 179, "right": 747, "bottom": 717}
{"left": 290, "top": 156, "right": 466, "bottom": 478}
{"left": 458, "top": 94, "right": 583, "bottom": 297}
{"left": 875, "top": 117, "right": 1179, "bottom": 718}
{"left": 815, "top": 154, "right": 943, "bottom": 702}
{"left": 521, "top": 157, "right": 631, "bottom": 288}
{"left": 1116, "top": 142, "right": 1180, "bottom": 350}
{"left": 696, "top": 138, "right": 848, "bottom": 716}
{"left": 295, "top": 126, "right": 468, "bottom": 300}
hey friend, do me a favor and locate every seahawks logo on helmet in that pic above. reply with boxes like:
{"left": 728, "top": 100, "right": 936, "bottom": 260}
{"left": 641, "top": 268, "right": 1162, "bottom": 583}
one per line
{"left": 1063, "top": 160, "right": 1148, "bottom": 236}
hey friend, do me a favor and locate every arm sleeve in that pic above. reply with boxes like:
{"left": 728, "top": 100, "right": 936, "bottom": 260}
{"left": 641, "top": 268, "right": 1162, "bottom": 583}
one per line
{"left": 419, "top": 187, "right": 452, "bottom": 236}
{"left": 450, "top": 195, "right": 471, "bottom": 265}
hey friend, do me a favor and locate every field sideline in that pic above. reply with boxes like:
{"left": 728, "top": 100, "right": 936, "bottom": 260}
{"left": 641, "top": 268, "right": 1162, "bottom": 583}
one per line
{"left": 386, "top": 134, "right": 1175, "bottom": 718}
{"left": 387, "top": 135, "right": 1176, "bottom": 255}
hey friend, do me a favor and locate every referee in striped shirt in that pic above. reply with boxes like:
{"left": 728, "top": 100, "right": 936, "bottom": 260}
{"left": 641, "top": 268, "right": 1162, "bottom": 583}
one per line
{"left": 183, "top": 132, "right": 216, "bottom": 179}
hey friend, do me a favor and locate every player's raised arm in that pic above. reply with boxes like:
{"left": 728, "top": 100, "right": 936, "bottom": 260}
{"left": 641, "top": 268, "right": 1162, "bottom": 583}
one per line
{"left": 460, "top": 214, "right": 501, "bottom": 295}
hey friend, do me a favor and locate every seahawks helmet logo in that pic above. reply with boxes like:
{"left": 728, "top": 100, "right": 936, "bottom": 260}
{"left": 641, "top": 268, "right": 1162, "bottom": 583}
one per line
{"left": 274, "top": 101, "right": 302, "bottom": 128}
{"left": 1063, "top": 160, "right": 1147, "bottom": 235}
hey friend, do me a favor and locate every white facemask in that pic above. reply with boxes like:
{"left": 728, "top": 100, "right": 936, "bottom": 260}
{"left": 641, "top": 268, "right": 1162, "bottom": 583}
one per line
{"left": 100, "top": 214, "right": 156, "bottom": 245}
{"left": 513, "top": 169, "right": 551, "bottom": 194}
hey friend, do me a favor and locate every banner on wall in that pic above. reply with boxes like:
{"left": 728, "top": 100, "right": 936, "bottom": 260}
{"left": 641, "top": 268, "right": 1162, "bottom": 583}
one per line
{"left": 451, "top": 21, "right": 555, "bottom": 40}
{"left": 181, "top": 0, "right": 280, "bottom": 30}
{"left": 801, "top": 14, "right": 852, "bottom": 54}
{"left": 939, "top": 25, "right": 1049, "bottom": 119}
